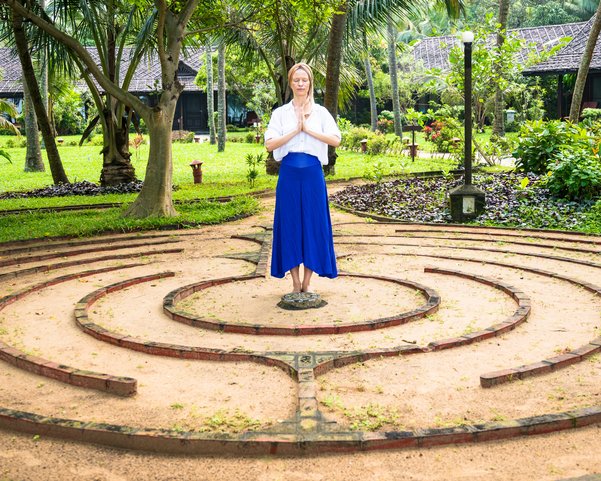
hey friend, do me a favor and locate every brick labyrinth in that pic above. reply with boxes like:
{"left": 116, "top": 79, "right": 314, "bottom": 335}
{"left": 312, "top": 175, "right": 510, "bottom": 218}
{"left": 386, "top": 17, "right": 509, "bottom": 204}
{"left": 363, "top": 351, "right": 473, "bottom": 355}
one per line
{"left": 0, "top": 217, "right": 600, "bottom": 455}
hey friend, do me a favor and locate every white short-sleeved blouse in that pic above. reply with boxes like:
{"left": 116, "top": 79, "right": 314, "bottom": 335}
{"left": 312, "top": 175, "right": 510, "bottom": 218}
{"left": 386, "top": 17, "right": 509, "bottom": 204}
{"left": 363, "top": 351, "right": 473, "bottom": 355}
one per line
{"left": 264, "top": 101, "right": 341, "bottom": 166}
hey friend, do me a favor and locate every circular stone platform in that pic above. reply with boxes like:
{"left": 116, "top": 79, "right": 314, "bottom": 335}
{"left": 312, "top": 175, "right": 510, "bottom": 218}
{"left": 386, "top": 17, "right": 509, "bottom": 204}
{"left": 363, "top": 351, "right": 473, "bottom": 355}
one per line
{"left": 0, "top": 197, "right": 600, "bottom": 467}
{"left": 277, "top": 292, "right": 327, "bottom": 310}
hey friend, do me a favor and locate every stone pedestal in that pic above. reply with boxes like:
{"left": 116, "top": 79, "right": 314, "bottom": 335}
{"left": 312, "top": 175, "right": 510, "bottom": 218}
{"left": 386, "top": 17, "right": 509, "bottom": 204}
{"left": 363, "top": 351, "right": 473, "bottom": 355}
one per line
{"left": 449, "top": 183, "right": 486, "bottom": 223}
{"left": 278, "top": 292, "right": 327, "bottom": 310}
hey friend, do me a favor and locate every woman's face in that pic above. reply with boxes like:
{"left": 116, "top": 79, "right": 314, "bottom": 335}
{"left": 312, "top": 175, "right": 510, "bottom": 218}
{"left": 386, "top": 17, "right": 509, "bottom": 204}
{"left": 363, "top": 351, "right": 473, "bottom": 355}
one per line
{"left": 290, "top": 68, "right": 311, "bottom": 98}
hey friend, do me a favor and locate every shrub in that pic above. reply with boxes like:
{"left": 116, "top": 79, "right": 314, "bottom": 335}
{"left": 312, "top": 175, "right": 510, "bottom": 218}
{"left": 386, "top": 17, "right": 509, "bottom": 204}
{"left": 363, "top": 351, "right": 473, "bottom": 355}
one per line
{"left": 366, "top": 132, "right": 388, "bottom": 155}
{"left": 245, "top": 132, "right": 255, "bottom": 143}
{"left": 172, "top": 130, "right": 195, "bottom": 143}
{"left": 423, "top": 118, "right": 462, "bottom": 153}
{"left": 546, "top": 150, "right": 601, "bottom": 200}
{"left": 581, "top": 108, "right": 601, "bottom": 122}
{"left": 341, "top": 126, "right": 372, "bottom": 151}
{"left": 513, "top": 120, "right": 587, "bottom": 175}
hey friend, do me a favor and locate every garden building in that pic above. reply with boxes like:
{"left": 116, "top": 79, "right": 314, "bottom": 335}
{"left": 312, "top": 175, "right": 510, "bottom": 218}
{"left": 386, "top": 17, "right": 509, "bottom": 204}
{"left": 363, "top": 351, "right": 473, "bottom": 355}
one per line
{"left": 411, "top": 18, "right": 601, "bottom": 117}
{"left": 0, "top": 47, "right": 249, "bottom": 133}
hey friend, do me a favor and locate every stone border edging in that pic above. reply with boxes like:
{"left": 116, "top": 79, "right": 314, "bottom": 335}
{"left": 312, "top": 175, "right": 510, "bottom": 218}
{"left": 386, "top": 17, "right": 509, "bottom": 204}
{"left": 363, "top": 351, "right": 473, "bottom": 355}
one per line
{"left": 0, "top": 404, "right": 599, "bottom": 455}
{"left": 0, "top": 265, "right": 141, "bottom": 396}
{"left": 0, "top": 248, "right": 183, "bottom": 282}
{"left": 162, "top": 272, "right": 441, "bottom": 336}
{"left": 0, "top": 239, "right": 182, "bottom": 268}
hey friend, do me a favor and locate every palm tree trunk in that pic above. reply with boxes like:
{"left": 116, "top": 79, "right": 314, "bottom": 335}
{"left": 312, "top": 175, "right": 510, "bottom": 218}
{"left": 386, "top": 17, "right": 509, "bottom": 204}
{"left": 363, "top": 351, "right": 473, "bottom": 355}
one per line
{"left": 217, "top": 41, "right": 226, "bottom": 152}
{"left": 323, "top": 1, "right": 348, "bottom": 176}
{"left": 39, "top": 0, "right": 49, "bottom": 147}
{"left": 493, "top": 0, "right": 510, "bottom": 136}
{"left": 99, "top": 0, "right": 136, "bottom": 186}
{"left": 387, "top": 21, "right": 402, "bottom": 137}
{"left": 12, "top": 7, "right": 69, "bottom": 184}
{"left": 206, "top": 44, "right": 216, "bottom": 144}
{"left": 569, "top": 9, "right": 601, "bottom": 122}
{"left": 23, "top": 81, "right": 44, "bottom": 172}
{"left": 363, "top": 31, "right": 377, "bottom": 132}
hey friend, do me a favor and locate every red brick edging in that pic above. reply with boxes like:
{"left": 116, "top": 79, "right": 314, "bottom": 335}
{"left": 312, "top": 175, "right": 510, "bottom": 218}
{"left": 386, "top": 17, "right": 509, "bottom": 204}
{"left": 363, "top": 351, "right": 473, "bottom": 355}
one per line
{"left": 0, "top": 404, "right": 599, "bottom": 455}
{"left": 162, "top": 272, "right": 441, "bottom": 336}
{"left": 0, "top": 265, "right": 141, "bottom": 396}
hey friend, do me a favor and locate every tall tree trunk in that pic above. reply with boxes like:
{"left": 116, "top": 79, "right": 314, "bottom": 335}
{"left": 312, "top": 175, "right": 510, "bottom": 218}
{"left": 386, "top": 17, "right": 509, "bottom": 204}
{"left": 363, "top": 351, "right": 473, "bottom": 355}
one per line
{"left": 217, "top": 41, "right": 226, "bottom": 152}
{"left": 12, "top": 7, "right": 69, "bottom": 184}
{"left": 323, "top": 1, "right": 348, "bottom": 176}
{"left": 363, "top": 31, "right": 377, "bottom": 132}
{"left": 387, "top": 21, "right": 402, "bottom": 137}
{"left": 124, "top": 109, "right": 176, "bottom": 217}
{"left": 206, "top": 44, "right": 216, "bottom": 144}
{"left": 99, "top": 107, "right": 136, "bottom": 185}
{"left": 23, "top": 81, "right": 44, "bottom": 172}
{"left": 569, "top": 9, "right": 601, "bottom": 122}
{"left": 493, "top": 0, "right": 510, "bottom": 136}
{"left": 123, "top": 2, "right": 201, "bottom": 218}
{"left": 99, "top": 0, "right": 136, "bottom": 186}
{"left": 39, "top": 0, "right": 49, "bottom": 147}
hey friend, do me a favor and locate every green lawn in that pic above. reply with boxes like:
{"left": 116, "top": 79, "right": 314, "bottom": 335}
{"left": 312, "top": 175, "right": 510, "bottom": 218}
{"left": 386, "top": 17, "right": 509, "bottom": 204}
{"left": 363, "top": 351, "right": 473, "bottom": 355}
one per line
{"left": 0, "top": 134, "right": 458, "bottom": 199}
{"left": 0, "top": 135, "right": 460, "bottom": 242}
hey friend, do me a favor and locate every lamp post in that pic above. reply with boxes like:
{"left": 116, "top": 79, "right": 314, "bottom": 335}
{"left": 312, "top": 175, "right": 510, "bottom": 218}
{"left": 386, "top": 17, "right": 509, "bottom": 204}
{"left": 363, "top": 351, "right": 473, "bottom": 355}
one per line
{"left": 449, "top": 30, "right": 486, "bottom": 222}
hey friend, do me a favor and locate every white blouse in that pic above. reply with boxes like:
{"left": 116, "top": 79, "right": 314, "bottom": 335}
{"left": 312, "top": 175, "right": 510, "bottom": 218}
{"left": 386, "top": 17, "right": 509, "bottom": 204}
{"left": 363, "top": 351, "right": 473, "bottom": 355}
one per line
{"left": 264, "top": 101, "right": 341, "bottom": 166}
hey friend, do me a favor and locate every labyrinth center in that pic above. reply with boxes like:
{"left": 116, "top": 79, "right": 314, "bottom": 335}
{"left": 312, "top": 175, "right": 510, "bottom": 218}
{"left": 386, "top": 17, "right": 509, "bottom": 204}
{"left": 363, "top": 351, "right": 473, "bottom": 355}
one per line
{"left": 0, "top": 207, "right": 600, "bottom": 454}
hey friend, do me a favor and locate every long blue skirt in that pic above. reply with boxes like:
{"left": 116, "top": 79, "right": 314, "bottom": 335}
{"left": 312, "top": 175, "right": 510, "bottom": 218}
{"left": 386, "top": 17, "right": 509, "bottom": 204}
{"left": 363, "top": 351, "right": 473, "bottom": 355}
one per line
{"left": 271, "top": 152, "right": 338, "bottom": 279}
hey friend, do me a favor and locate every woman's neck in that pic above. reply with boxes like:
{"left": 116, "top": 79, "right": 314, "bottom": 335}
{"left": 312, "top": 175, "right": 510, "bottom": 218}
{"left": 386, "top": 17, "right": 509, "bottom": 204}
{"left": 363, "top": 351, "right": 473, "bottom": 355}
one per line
{"left": 292, "top": 95, "right": 309, "bottom": 108}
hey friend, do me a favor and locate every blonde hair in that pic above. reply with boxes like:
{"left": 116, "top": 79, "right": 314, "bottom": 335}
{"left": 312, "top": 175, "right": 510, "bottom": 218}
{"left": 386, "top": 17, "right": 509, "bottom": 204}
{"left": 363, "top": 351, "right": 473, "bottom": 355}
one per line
{"left": 287, "top": 63, "right": 314, "bottom": 106}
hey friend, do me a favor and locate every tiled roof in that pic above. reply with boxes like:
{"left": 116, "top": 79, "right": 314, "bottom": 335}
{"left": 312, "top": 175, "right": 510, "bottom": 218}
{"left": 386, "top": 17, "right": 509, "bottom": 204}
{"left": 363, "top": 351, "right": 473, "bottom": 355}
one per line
{"left": 411, "top": 21, "right": 586, "bottom": 73}
{"left": 0, "top": 47, "right": 25, "bottom": 95}
{"left": 0, "top": 47, "right": 206, "bottom": 96}
{"left": 523, "top": 16, "right": 601, "bottom": 74}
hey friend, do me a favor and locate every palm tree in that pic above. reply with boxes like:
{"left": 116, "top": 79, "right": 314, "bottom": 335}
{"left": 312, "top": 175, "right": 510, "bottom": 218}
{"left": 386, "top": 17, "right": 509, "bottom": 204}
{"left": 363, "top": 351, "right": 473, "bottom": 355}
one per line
{"left": 322, "top": 0, "right": 464, "bottom": 172}
{"left": 206, "top": 44, "right": 216, "bottom": 145}
{"left": 217, "top": 40, "right": 227, "bottom": 152}
{"left": 10, "top": 5, "right": 69, "bottom": 184}
{"left": 387, "top": 20, "right": 402, "bottom": 137}
{"left": 23, "top": 81, "right": 44, "bottom": 172}
{"left": 493, "top": 0, "right": 510, "bottom": 136}
{"left": 50, "top": 0, "right": 158, "bottom": 186}
{"left": 569, "top": 9, "right": 601, "bottom": 122}
{"left": 363, "top": 30, "right": 378, "bottom": 131}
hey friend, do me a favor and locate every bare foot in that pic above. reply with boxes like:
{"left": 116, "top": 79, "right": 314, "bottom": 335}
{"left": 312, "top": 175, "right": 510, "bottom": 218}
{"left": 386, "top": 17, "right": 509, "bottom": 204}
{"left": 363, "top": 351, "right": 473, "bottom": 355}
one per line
{"left": 292, "top": 282, "right": 302, "bottom": 293}
{"left": 301, "top": 284, "right": 313, "bottom": 294}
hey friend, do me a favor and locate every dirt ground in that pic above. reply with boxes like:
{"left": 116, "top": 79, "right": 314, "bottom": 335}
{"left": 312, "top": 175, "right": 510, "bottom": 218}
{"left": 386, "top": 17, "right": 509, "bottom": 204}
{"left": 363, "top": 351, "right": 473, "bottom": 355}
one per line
{"left": 0, "top": 185, "right": 600, "bottom": 480}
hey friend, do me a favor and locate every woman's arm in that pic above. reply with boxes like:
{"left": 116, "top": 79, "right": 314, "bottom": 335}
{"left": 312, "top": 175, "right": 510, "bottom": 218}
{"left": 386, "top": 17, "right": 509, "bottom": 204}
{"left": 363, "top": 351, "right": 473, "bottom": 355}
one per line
{"left": 265, "top": 109, "right": 302, "bottom": 152}
{"left": 302, "top": 125, "right": 341, "bottom": 147}
{"left": 265, "top": 125, "right": 301, "bottom": 151}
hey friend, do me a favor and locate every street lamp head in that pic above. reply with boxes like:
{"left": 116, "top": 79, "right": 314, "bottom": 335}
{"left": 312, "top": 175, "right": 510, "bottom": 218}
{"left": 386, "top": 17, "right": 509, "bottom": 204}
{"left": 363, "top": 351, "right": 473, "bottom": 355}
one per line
{"left": 461, "top": 31, "right": 474, "bottom": 44}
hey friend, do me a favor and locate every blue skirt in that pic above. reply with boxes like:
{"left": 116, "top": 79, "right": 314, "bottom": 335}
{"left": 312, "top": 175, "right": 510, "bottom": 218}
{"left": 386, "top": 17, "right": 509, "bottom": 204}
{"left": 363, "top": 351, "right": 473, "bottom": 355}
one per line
{"left": 271, "top": 152, "right": 338, "bottom": 279}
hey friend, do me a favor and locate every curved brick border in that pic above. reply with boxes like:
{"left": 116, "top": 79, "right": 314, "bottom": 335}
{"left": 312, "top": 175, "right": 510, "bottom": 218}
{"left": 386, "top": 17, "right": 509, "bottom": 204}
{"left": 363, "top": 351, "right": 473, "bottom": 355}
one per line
{"left": 0, "top": 248, "right": 183, "bottom": 282}
{"left": 0, "top": 405, "right": 599, "bottom": 455}
{"left": 162, "top": 273, "right": 441, "bottom": 336}
{"left": 0, "top": 265, "right": 140, "bottom": 396}
{"left": 339, "top": 251, "right": 601, "bottom": 385}
{"left": 73, "top": 273, "right": 296, "bottom": 377}
{"left": 0, "top": 239, "right": 182, "bottom": 269}
{"left": 312, "top": 267, "right": 531, "bottom": 372}
{"left": 480, "top": 337, "right": 601, "bottom": 388}
{"left": 389, "top": 227, "right": 601, "bottom": 246}
{"left": 387, "top": 233, "right": 600, "bottom": 255}
{"left": 335, "top": 240, "right": 601, "bottom": 270}
{"left": 74, "top": 267, "right": 528, "bottom": 373}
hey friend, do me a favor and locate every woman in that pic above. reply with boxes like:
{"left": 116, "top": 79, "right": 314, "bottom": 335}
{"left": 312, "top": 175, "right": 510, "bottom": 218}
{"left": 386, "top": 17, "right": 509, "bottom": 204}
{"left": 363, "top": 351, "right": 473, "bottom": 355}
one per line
{"left": 265, "top": 63, "right": 341, "bottom": 294}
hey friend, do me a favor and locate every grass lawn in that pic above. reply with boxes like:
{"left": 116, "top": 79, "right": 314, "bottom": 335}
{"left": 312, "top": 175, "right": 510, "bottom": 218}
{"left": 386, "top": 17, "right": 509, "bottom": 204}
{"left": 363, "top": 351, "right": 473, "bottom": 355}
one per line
{"left": 0, "top": 134, "right": 460, "bottom": 242}
{"left": 0, "top": 134, "right": 459, "bottom": 200}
